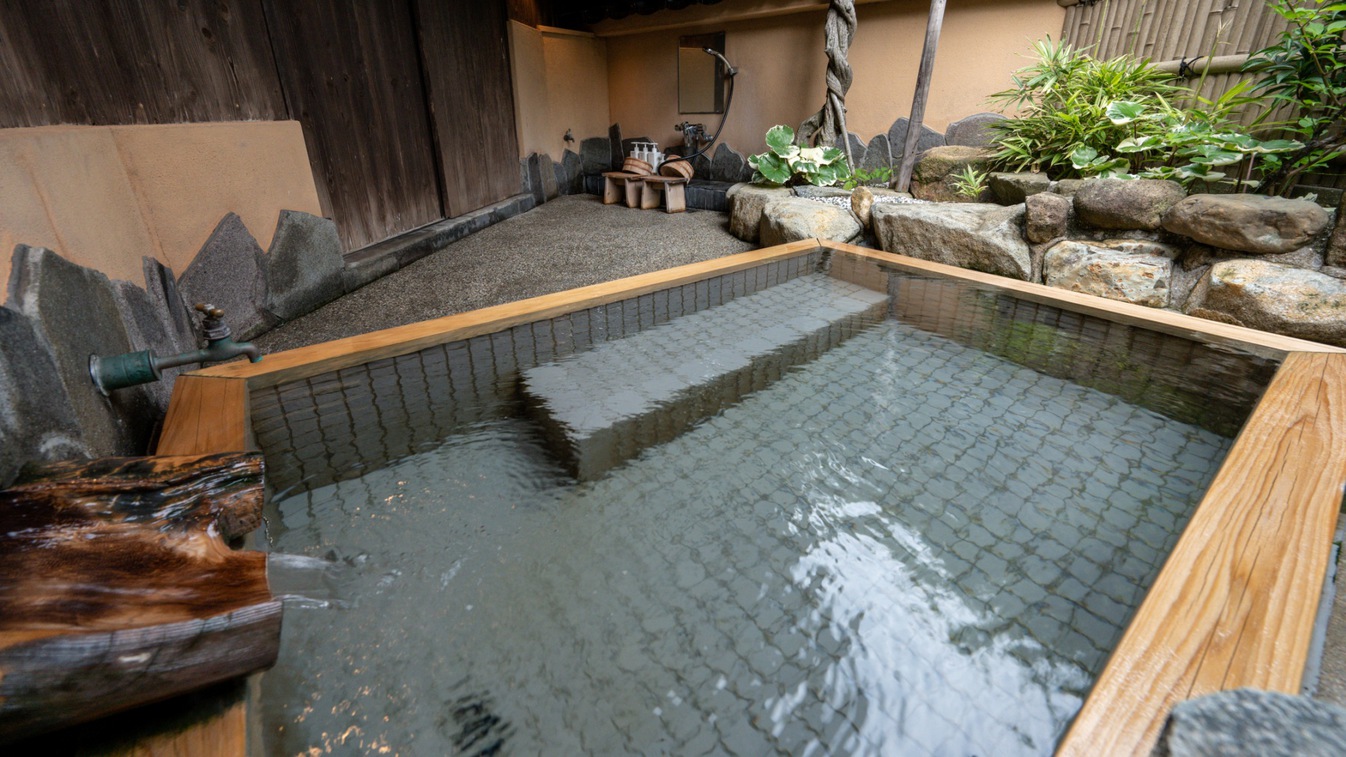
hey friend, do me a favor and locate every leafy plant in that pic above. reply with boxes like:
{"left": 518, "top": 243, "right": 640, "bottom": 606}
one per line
{"left": 988, "top": 37, "right": 1300, "bottom": 191}
{"left": 841, "top": 166, "right": 893, "bottom": 190}
{"left": 1241, "top": 0, "right": 1346, "bottom": 195}
{"left": 950, "top": 165, "right": 989, "bottom": 199}
{"left": 748, "top": 125, "right": 852, "bottom": 186}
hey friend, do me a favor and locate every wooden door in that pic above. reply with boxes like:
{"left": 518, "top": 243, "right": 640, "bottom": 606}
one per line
{"left": 263, "top": 0, "right": 443, "bottom": 251}
{"left": 414, "top": 0, "right": 521, "bottom": 217}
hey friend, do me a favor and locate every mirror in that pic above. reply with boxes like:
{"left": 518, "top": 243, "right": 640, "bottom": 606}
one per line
{"left": 678, "top": 32, "right": 726, "bottom": 114}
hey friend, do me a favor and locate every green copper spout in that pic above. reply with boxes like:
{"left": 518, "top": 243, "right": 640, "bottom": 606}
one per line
{"left": 90, "top": 303, "right": 262, "bottom": 394}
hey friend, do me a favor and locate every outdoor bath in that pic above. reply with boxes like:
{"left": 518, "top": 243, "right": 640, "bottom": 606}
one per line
{"left": 160, "top": 241, "right": 1346, "bottom": 755}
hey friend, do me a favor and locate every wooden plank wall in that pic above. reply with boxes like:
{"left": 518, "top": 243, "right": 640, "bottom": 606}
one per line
{"left": 262, "top": 0, "right": 445, "bottom": 251}
{"left": 414, "top": 0, "right": 522, "bottom": 218}
{"left": 0, "top": 0, "right": 285, "bottom": 127}
{"left": 1061, "top": 0, "right": 1343, "bottom": 190}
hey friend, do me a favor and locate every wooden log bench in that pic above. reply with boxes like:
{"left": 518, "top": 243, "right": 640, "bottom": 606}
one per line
{"left": 602, "top": 171, "right": 643, "bottom": 208}
{"left": 640, "top": 175, "right": 689, "bottom": 213}
{"left": 0, "top": 453, "right": 279, "bottom": 743}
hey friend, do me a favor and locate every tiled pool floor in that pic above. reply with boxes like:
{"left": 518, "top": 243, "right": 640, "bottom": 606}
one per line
{"left": 262, "top": 320, "right": 1230, "bottom": 755}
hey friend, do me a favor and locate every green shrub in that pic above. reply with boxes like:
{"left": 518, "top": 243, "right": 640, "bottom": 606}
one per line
{"left": 748, "top": 125, "right": 852, "bottom": 187}
{"left": 988, "top": 37, "right": 1299, "bottom": 190}
{"left": 841, "top": 166, "right": 892, "bottom": 190}
{"left": 1242, "top": 0, "right": 1346, "bottom": 195}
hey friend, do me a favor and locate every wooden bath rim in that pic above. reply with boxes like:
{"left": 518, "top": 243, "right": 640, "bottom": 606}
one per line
{"left": 157, "top": 239, "right": 1346, "bottom": 756}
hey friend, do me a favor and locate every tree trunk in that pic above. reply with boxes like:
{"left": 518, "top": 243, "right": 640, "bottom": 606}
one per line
{"left": 894, "top": 0, "right": 947, "bottom": 192}
{"left": 797, "top": 0, "right": 858, "bottom": 167}
{"left": 0, "top": 453, "right": 279, "bottom": 743}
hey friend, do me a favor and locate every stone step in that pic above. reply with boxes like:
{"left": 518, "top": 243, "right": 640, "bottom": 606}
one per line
{"left": 522, "top": 274, "right": 889, "bottom": 480}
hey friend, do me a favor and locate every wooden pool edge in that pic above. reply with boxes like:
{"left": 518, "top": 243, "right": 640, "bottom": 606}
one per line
{"left": 157, "top": 238, "right": 1346, "bottom": 756}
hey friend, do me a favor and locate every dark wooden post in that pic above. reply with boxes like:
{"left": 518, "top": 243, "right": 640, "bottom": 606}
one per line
{"left": 894, "top": 0, "right": 947, "bottom": 192}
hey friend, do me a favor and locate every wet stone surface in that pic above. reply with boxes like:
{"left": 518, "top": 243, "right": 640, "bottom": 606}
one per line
{"left": 262, "top": 319, "right": 1230, "bottom": 756}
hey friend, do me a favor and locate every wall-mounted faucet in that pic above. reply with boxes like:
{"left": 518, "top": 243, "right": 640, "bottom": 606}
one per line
{"left": 90, "top": 303, "right": 261, "bottom": 394}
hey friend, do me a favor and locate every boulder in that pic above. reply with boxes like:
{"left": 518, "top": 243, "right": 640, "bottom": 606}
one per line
{"left": 264, "top": 210, "right": 346, "bottom": 322}
{"left": 608, "top": 123, "right": 623, "bottom": 171}
{"left": 561, "top": 149, "right": 583, "bottom": 194}
{"left": 1043, "top": 240, "right": 1177, "bottom": 308}
{"left": 178, "top": 213, "right": 273, "bottom": 340}
{"left": 0, "top": 306, "right": 85, "bottom": 488}
{"left": 1026, "top": 192, "right": 1072, "bottom": 244}
{"left": 989, "top": 172, "right": 1051, "bottom": 205}
{"left": 944, "top": 113, "right": 1007, "bottom": 148}
{"left": 886, "top": 117, "right": 945, "bottom": 160}
{"left": 1328, "top": 193, "right": 1346, "bottom": 267}
{"left": 1185, "top": 259, "right": 1346, "bottom": 346}
{"left": 536, "top": 152, "right": 559, "bottom": 201}
{"left": 838, "top": 132, "right": 866, "bottom": 170}
{"left": 709, "top": 143, "right": 747, "bottom": 183}
{"left": 1162, "top": 193, "right": 1333, "bottom": 254}
{"left": 1052, "top": 179, "right": 1088, "bottom": 197}
{"left": 851, "top": 187, "right": 875, "bottom": 229}
{"left": 909, "top": 146, "right": 995, "bottom": 203}
{"left": 7, "top": 245, "right": 150, "bottom": 457}
{"left": 142, "top": 257, "right": 197, "bottom": 357}
{"left": 759, "top": 197, "right": 862, "bottom": 246}
{"left": 580, "top": 136, "right": 611, "bottom": 175}
{"left": 1182, "top": 243, "right": 1323, "bottom": 273}
{"left": 727, "top": 184, "right": 792, "bottom": 243}
{"left": 1158, "top": 689, "right": 1346, "bottom": 757}
{"left": 860, "top": 133, "right": 892, "bottom": 174}
{"left": 1074, "top": 179, "right": 1186, "bottom": 230}
{"left": 792, "top": 185, "right": 850, "bottom": 199}
{"left": 872, "top": 202, "right": 1032, "bottom": 280}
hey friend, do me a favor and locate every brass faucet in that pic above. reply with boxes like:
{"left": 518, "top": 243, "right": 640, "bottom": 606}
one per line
{"left": 90, "top": 303, "right": 261, "bottom": 394}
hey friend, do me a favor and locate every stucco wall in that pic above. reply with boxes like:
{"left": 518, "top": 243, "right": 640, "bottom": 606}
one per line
{"left": 0, "top": 121, "right": 322, "bottom": 287}
{"left": 509, "top": 22, "right": 611, "bottom": 159}
{"left": 605, "top": 0, "right": 1063, "bottom": 156}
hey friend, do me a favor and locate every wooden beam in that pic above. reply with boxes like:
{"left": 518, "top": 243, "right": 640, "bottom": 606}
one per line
{"left": 156, "top": 375, "right": 251, "bottom": 455}
{"left": 1059, "top": 352, "right": 1346, "bottom": 755}
{"left": 191, "top": 239, "right": 824, "bottom": 389}
{"left": 588, "top": 0, "right": 893, "bottom": 38}
{"left": 894, "top": 0, "right": 946, "bottom": 193}
{"left": 820, "top": 241, "right": 1346, "bottom": 358}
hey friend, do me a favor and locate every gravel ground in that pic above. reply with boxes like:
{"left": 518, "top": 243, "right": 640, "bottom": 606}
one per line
{"left": 256, "top": 195, "right": 754, "bottom": 352}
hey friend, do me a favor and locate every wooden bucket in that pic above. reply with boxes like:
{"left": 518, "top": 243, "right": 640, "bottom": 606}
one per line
{"left": 622, "top": 157, "right": 653, "bottom": 176}
{"left": 659, "top": 159, "right": 694, "bottom": 180}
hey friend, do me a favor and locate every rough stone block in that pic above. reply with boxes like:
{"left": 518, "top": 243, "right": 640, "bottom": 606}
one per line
{"left": 142, "top": 256, "right": 197, "bottom": 357}
{"left": 909, "top": 146, "right": 995, "bottom": 203}
{"left": 608, "top": 123, "right": 623, "bottom": 171}
{"left": 1185, "top": 259, "right": 1346, "bottom": 346}
{"left": 873, "top": 202, "right": 1032, "bottom": 280}
{"left": 1026, "top": 192, "right": 1072, "bottom": 244}
{"left": 1158, "top": 689, "right": 1346, "bottom": 757}
{"left": 759, "top": 197, "right": 862, "bottom": 246}
{"left": 110, "top": 279, "right": 182, "bottom": 413}
{"left": 7, "top": 245, "right": 150, "bottom": 458}
{"left": 989, "top": 172, "right": 1051, "bottom": 205}
{"left": 838, "top": 132, "right": 865, "bottom": 170}
{"left": 264, "top": 210, "right": 346, "bottom": 322}
{"left": 561, "top": 149, "right": 583, "bottom": 194}
{"left": 580, "top": 137, "right": 612, "bottom": 175}
{"left": 709, "top": 143, "right": 747, "bottom": 183}
{"left": 1328, "top": 192, "right": 1346, "bottom": 267}
{"left": 886, "top": 117, "right": 945, "bottom": 160}
{"left": 1043, "top": 239, "right": 1177, "bottom": 308}
{"left": 944, "top": 112, "right": 1007, "bottom": 148}
{"left": 861, "top": 133, "right": 892, "bottom": 174}
{"left": 1162, "top": 193, "right": 1332, "bottom": 254}
{"left": 536, "top": 152, "right": 559, "bottom": 201}
{"left": 178, "top": 213, "right": 274, "bottom": 340}
{"left": 726, "top": 184, "right": 792, "bottom": 243}
{"left": 1074, "top": 179, "right": 1186, "bottom": 231}
{"left": 0, "top": 305, "right": 85, "bottom": 488}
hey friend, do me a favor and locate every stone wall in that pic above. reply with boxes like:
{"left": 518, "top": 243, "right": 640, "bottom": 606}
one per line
{"left": 742, "top": 169, "right": 1346, "bottom": 348}
{"left": 0, "top": 209, "right": 348, "bottom": 489}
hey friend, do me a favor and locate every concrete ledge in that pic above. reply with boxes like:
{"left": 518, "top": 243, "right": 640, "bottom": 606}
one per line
{"left": 342, "top": 194, "right": 536, "bottom": 291}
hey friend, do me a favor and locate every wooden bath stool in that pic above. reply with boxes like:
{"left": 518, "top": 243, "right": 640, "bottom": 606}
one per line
{"left": 602, "top": 171, "right": 643, "bottom": 208}
{"left": 640, "top": 176, "right": 688, "bottom": 213}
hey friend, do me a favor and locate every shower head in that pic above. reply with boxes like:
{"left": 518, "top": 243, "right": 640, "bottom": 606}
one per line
{"left": 702, "top": 47, "right": 737, "bottom": 77}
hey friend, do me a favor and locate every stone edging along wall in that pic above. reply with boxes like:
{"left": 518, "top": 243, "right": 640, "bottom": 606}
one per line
{"left": 734, "top": 173, "right": 1346, "bottom": 349}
